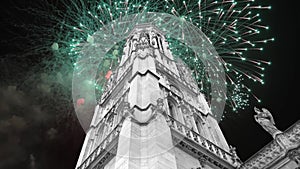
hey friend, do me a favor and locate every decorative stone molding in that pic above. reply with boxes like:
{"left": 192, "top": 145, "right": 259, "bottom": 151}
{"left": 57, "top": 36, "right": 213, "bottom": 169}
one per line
{"left": 199, "top": 156, "right": 208, "bottom": 168}
{"left": 240, "top": 120, "right": 300, "bottom": 169}
{"left": 121, "top": 97, "right": 170, "bottom": 125}
{"left": 122, "top": 102, "right": 133, "bottom": 119}
{"left": 287, "top": 148, "right": 300, "bottom": 167}
{"left": 170, "top": 85, "right": 184, "bottom": 99}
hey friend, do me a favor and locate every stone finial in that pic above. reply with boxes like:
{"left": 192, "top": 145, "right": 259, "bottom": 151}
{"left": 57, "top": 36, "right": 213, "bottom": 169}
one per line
{"left": 229, "top": 145, "right": 242, "bottom": 167}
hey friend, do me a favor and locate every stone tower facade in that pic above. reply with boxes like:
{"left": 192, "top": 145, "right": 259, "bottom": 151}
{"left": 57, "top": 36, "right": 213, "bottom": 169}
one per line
{"left": 75, "top": 24, "right": 240, "bottom": 169}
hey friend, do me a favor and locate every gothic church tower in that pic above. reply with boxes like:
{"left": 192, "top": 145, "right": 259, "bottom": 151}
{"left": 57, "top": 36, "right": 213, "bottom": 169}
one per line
{"left": 75, "top": 24, "right": 240, "bottom": 169}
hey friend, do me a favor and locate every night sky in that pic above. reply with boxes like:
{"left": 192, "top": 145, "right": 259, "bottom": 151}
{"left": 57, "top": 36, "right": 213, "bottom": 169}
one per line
{"left": 0, "top": 1, "right": 299, "bottom": 169}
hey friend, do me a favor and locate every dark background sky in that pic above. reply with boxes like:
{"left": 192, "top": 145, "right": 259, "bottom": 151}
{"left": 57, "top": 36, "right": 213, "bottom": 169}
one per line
{"left": 219, "top": 0, "right": 300, "bottom": 161}
{"left": 0, "top": 0, "right": 299, "bottom": 169}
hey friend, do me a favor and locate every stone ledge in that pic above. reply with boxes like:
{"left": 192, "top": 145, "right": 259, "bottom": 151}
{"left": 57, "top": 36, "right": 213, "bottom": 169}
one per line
{"left": 240, "top": 120, "right": 300, "bottom": 169}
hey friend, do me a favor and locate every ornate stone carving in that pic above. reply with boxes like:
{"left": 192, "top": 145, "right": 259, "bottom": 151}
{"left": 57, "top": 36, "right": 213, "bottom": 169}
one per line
{"left": 192, "top": 107, "right": 206, "bottom": 125}
{"left": 136, "top": 32, "right": 150, "bottom": 50}
{"left": 287, "top": 148, "right": 300, "bottom": 167}
{"left": 176, "top": 60, "right": 198, "bottom": 90}
{"left": 128, "top": 29, "right": 163, "bottom": 53}
{"left": 229, "top": 145, "right": 241, "bottom": 167}
{"left": 254, "top": 107, "right": 282, "bottom": 138}
{"left": 182, "top": 107, "right": 193, "bottom": 129}
{"left": 122, "top": 102, "right": 133, "bottom": 119}
{"left": 149, "top": 31, "right": 160, "bottom": 49}
{"left": 172, "top": 133, "right": 232, "bottom": 169}
{"left": 199, "top": 156, "right": 208, "bottom": 168}
{"left": 149, "top": 98, "right": 168, "bottom": 122}
{"left": 240, "top": 141, "right": 284, "bottom": 169}
{"left": 155, "top": 98, "right": 165, "bottom": 114}
{"left": 240, "top": 121, "right": 300, "bottom": 169}
{"left": 122, "top": 98, "right": 168, "bottom": 124}
{"left": 170, "top": 85, "right": 183, "bottom": 98}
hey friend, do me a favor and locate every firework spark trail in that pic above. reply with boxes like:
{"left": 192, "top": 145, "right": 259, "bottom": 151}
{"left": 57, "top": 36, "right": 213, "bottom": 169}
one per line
{"left": 3, "top": 0, "right": 273, "bottom": 122}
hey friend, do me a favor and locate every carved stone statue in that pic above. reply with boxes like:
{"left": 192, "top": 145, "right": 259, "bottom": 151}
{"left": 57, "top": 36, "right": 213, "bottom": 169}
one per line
{"left": 122, "top": 102, "right": 133, "bottom": 118}
{"left": 254, "top": 107, "right": 282, "bottom": 138}
{"left": 182, "top": 108, "right": 193, "bottom": 129}
{"left": 156, "top": 98, "right": 164, "bottom": 113}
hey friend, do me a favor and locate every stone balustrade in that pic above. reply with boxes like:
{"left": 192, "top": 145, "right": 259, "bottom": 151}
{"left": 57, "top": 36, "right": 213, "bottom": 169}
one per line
{"left": 167, "top": 115, "right": 235, "bottom": 166}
